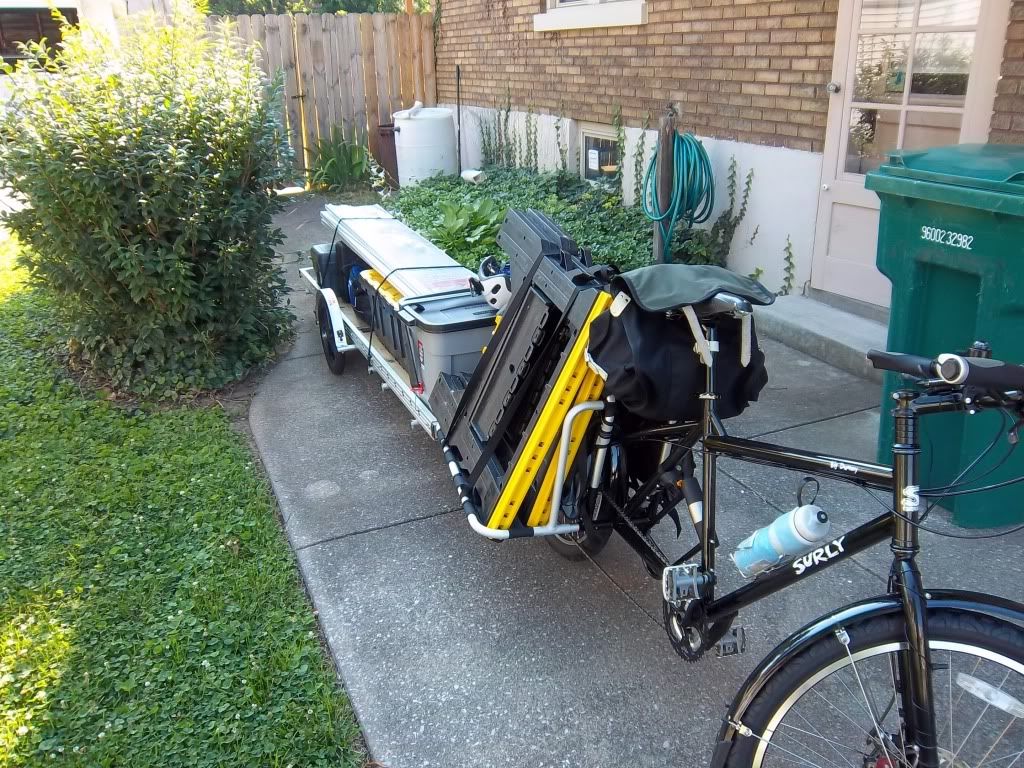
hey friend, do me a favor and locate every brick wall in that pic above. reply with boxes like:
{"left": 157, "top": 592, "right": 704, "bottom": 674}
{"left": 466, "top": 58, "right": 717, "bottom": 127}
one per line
{"left": 436, "top": 0, "right": 839, "bottom": 152}
{"left": 990, "top": 0, "right": 1024, "bottom": 143}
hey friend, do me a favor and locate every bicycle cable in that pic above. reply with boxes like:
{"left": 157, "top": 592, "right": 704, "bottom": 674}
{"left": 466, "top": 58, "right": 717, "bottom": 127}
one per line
{"left": 919, "top": 471, "right": 1024, "bottom": 498}
{"left": 917, "top": 410, "right": 1023, "bottom": 501}
{"left": 918, "top": 409, "right": 1015, "bottom": 526}
{"left": 861, "top": 485, "right": 1024, "bottom": 540}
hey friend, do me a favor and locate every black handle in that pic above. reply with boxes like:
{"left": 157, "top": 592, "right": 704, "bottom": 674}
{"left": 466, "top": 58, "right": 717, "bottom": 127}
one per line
{"left": 868, "top": 349, "right": 1024, "bottom": 392}
{"left": 951, "top": 356, "right": 1024, "bottom": 391}
{"left": 866, "top": 349, "right": 936, "bottom": 378}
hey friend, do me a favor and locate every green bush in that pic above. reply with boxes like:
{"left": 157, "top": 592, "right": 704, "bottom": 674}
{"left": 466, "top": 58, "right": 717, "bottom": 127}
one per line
{"left": 0, "top": 11, "right": 293, "bottom": 397}
{"left": 391, "top": 166, "right": 755, "bottom": 274}
{"left": 428, "top": 198, "right": 503, "bottom": 268}
{"left": 391, "top": 168, "right": 653, "bottom": 271}
{"left": 309, "top": 129, "right": 369, "bottom": 191}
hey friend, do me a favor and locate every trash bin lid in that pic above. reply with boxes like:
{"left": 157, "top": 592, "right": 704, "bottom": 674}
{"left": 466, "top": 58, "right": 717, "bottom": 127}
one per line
{"left": 877, "top": 144, "right": 1024, "bottom": 196}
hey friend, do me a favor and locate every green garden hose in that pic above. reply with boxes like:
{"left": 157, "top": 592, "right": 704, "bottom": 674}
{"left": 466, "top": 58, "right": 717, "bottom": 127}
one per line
{"left": 641, "top": 131, "right": 715, "bottom": 258}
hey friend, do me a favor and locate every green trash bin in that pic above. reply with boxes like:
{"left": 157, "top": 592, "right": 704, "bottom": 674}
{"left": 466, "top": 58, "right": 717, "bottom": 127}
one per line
{"left": 866, "top": 143, "right": 1024, "bottom": 529}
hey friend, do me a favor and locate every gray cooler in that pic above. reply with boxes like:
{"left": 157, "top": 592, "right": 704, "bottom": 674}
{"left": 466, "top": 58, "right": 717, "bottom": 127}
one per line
{"left": 400, "top": 292, "right": 496, "bottom": 398}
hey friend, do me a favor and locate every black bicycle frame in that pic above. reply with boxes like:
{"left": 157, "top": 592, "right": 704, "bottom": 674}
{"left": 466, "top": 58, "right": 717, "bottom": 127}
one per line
{"left": 604, "top": 324, "right": 969, "bottom": 768}
{"left": 611, "top": 425, "right": 897, "bottom": 621}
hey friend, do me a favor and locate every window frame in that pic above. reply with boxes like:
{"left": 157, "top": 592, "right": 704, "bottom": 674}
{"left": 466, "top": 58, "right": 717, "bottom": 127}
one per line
{"left": 533, "top": 0, "right": 646, "bottom": 33}
{"left": 578, "top": 122, "right": 621, "bottom": 187}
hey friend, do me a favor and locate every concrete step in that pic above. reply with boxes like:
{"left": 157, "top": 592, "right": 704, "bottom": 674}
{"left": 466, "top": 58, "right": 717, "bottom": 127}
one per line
{"left": 754, "top": 295, "right": 888, "bottom": 383}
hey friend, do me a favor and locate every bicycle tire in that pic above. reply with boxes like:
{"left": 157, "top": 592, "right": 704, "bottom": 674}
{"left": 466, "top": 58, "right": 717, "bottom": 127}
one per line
{"left": 546, "top": 455, "right": 615, "bottom": 562}
{"left": 723, "top": 609, "right": 1024, "bottom": 768}
{"left": 316, "top": 293, "right": 347, "bottom": 376}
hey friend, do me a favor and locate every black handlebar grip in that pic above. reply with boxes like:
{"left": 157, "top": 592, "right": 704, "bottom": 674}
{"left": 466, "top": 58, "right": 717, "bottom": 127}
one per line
{"left": 956, "top": 357, "right": 1024, "bottom": 391}
{"left": 866, "top": 349, "right": 937, "bottom": 378}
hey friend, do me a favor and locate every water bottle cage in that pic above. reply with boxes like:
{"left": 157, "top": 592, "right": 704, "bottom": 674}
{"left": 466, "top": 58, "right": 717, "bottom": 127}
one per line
{"left": 797, "top": 476, "right": 819, "bottom": 507}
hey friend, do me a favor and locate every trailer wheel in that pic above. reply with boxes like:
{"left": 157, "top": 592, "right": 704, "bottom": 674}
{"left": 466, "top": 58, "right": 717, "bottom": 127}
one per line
{"left": 316, "top": 294, "right": 347, "bottom": 376}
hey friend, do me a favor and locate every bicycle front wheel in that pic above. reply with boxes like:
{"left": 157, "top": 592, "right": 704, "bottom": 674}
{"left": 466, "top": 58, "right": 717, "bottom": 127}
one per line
{"left": 724, "top": 610, "right": 1024, "bottom": 768}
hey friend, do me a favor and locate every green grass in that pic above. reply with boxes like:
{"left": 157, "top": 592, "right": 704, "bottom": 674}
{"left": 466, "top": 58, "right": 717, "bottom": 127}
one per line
{"left": 0, "top": 240, "right": 363, "bottom": 766}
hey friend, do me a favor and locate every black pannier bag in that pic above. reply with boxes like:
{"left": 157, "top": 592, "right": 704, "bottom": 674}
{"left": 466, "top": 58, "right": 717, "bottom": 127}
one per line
{"left": 587, "top": 265, "right": 773, "bottom": 422}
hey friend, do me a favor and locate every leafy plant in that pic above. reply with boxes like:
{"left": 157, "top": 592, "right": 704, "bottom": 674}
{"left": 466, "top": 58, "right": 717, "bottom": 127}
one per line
{"left": 748, "top": 266, "right": 765, "bottom": 281}
{"left": 428, "top": 198, "right": 503, "bottom": 267}
{"left": 633, "top": 110, "right": 650, "bottom": 204}
{"left": 367, "top": 151, "right": 392, "bottom": 199}
{"left": 479, "top": 111, "right": 497, "bottom": 167}
{"left": 525, "top": 109, "right": 538, "bottom": 172}
{"left": 309, "top": 129, "right": 369, "bottom": 191}
{"left": 613, "top": 105, "right": 626, "bottom": 187}
{"left": 673, "top": 156, "right": 754, "bottom": 268}
{"left": 555, "top": 114, "right": 568, "bottom": 174}
{"left": 780, "top": 235, "right": 796, "bottom": 296}
{"left": 500, "top": 88, "right": 514, "bottom": 168}
{"left": 390, "top": 168, "right": 653, "bottom": 270}
{"left": 0, "top": 11, "right": 293, "bottom": 398}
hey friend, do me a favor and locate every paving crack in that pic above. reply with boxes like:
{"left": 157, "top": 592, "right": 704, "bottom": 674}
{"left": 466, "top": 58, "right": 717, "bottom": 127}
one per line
{"left": 743, "top": 404, "right": 879, "bottom": 440}
{"left": 293, "top": 506, "right": 462, "bottom": 552}
{"left": 277, "top": 351, "right": 327, "bottom": 364}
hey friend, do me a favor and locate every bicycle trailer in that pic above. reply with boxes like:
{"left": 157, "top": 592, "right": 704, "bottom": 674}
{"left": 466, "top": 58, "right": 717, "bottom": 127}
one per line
{"left": 303, "top": 203, "right": 770, "bottom": 542}
{"left": 301, "top": 205, "right": 497, "bottom": 431}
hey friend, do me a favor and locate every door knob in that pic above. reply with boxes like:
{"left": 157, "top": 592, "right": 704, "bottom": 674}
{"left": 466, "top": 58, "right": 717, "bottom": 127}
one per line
{"left": 826, "top": 81, "right": 842, "bottom": 94}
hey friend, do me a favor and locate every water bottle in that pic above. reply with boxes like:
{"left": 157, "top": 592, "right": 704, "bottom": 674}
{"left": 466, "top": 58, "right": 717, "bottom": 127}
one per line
{"left": 731, "top": 505, "right": 831, "bottom": 579}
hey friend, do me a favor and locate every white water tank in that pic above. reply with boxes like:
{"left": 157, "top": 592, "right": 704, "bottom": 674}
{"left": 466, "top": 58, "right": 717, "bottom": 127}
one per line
{"left": 393, "top": 102, "right": 458, "bottom": 187}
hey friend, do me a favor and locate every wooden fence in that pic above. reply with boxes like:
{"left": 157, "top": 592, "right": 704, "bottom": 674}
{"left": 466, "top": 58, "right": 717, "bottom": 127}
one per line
{"left": 212, "top": 12, "right": 437, "bottom": 172}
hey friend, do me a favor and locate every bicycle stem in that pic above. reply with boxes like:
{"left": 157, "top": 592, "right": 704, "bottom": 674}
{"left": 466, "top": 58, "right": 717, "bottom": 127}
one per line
{"left": 890, "top": 389, "right": 940, "bottom": 768}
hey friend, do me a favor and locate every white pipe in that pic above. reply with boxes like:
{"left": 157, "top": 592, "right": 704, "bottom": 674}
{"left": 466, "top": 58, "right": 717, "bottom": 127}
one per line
{"left": 467, "top": 513, "right": 510, "bottom": 540}
{"left": 534, "top": 400, "right": 605, "bottom": 536}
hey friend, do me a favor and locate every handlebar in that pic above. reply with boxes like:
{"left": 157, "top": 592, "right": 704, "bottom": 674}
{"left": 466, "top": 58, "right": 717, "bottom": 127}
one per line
{"left": 867, "top": 349, "right": 1024, "bottom": 392}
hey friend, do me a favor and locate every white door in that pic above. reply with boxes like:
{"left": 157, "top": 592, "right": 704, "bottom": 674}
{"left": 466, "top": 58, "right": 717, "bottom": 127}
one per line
{"left": 810, "top": 0, "right": 1011, "bottom": 308}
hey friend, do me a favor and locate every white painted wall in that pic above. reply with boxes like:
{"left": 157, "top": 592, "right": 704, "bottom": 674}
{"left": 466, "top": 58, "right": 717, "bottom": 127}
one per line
{"left": 690, "top": 135, "right": 821, "bottom": 295}
{"left": 443, "top": 104, "right": 823, "bottom": 295}
{"left": 445, "top": 104, "right": 581, "bottom": 179}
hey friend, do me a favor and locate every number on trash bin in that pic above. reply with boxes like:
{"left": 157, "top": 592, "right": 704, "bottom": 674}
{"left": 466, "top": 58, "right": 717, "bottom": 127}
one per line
{"left": 921, "top": 226, "right": 974, "bottom": 250}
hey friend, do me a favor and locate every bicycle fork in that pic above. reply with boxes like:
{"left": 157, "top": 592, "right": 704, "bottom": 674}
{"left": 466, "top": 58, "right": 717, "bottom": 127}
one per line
{"left": 889, "top": 390, "right": 939, "bottom": 768}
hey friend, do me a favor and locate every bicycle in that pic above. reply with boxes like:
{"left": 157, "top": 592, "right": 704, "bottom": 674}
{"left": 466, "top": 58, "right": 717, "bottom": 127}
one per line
{"left": 539, "top": 293, "right": 1024, "bottom": 768}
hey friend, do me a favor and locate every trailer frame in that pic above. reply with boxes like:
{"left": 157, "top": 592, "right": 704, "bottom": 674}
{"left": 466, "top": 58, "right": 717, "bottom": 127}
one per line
{"left": 299, "top": 266, "right": 440, "bottom": 437}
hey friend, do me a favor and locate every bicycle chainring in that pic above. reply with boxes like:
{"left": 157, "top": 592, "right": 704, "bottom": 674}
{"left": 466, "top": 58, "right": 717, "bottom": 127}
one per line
{"left": 663, "top": 601, "right": 707, "bottom": 662}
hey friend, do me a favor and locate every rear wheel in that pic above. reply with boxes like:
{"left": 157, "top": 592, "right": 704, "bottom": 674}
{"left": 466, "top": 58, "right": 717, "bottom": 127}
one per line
{"left": 316, "top": 293, "right": 347, "bottom": 376}
{"left": 546, "top": 458, "right": 614, "bottom": 562}
{"left": 723, "top": 610, "right": 1024, "bottom": 768}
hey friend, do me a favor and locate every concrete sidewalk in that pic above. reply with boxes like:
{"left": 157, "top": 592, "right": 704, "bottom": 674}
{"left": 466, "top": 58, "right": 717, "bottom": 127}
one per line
{"left": 251, "top": 196, "right": 1023, "bottom": 768}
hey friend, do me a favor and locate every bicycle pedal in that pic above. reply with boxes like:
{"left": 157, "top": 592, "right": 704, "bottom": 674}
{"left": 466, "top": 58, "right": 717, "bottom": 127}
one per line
{"left": 662, "top": 563, "right": 708, "bottom": 604}
{"left": 715, "top": 626, "right": 746, "bottom": 658}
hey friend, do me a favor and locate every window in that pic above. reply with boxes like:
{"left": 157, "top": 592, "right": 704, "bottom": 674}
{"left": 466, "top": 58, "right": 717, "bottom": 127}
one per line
{"left": 579, "top": 124, "right": 619, "bottom": 186}
{"left": 1, "top": 8, "right": 78, "bottom": 66}
{"left": 533, "top": 0, "right": 646, "bottom": 33}
{"left": 841, "top": 0, "right": 983, "bottom": 175}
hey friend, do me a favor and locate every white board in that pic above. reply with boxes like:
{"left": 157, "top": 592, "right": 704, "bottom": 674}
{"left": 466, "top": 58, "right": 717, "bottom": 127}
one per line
{"left": 320, "top": 204, "right": 474, "bottom": 298}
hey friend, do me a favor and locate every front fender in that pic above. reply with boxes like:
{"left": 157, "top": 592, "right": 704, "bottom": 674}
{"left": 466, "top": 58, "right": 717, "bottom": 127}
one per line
{"left": 709, "top": 589, "right": 1024, "bottom": 768}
